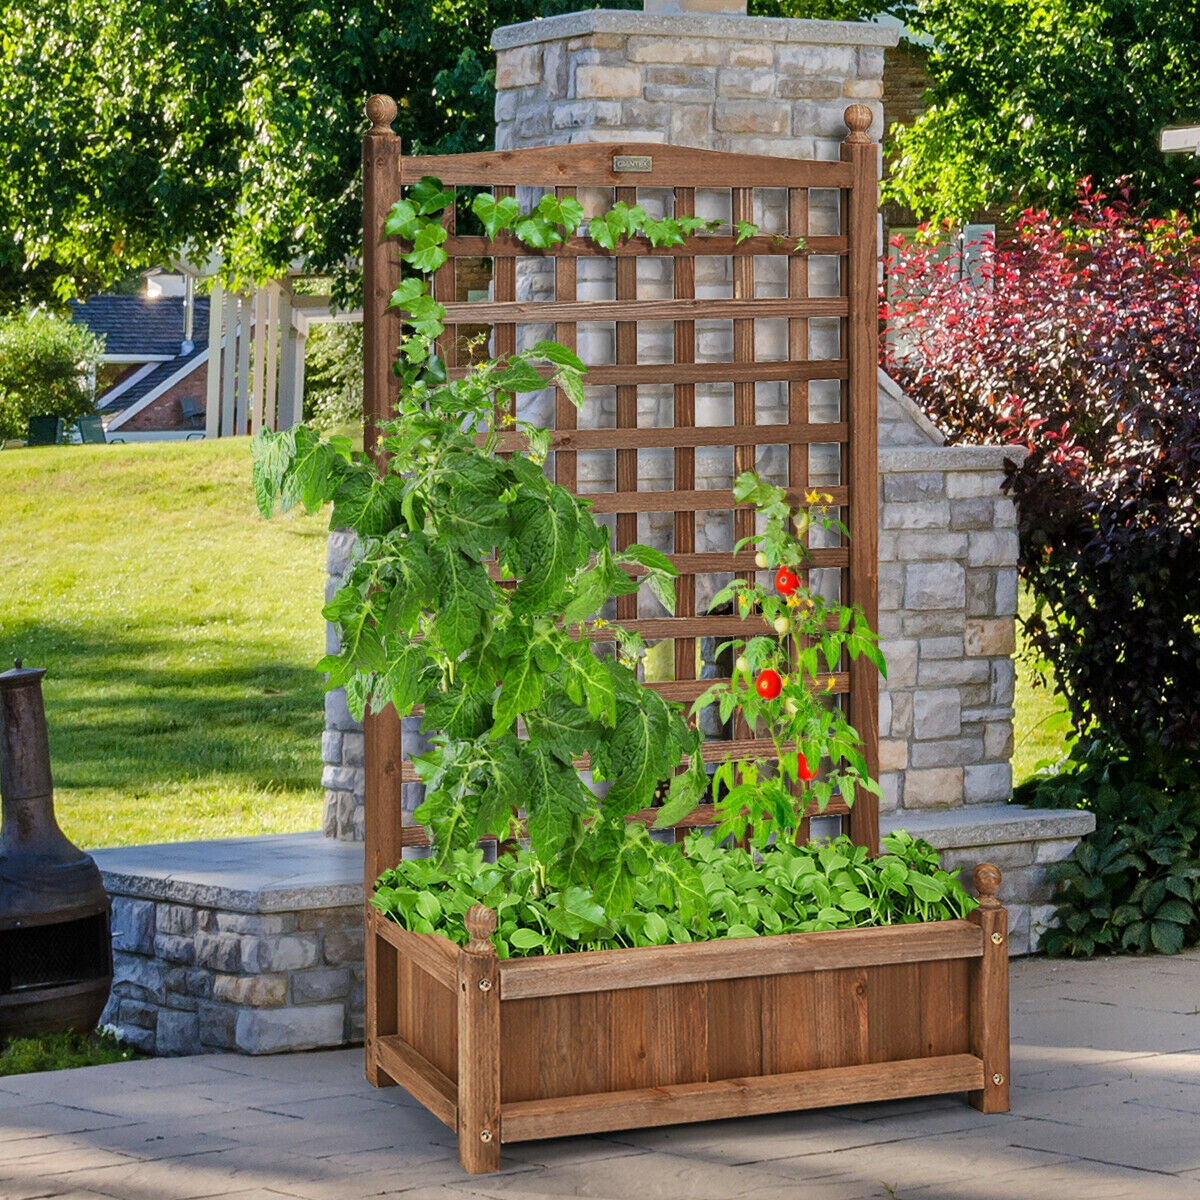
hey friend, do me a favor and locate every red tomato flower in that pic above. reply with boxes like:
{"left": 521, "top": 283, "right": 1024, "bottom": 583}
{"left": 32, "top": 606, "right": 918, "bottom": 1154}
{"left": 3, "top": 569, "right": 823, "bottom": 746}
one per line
{"left": 774, "top": 567, "right": 800, "bottom": 597}
{"left": 755, "top": 669, "right": 782, "bottom": 699}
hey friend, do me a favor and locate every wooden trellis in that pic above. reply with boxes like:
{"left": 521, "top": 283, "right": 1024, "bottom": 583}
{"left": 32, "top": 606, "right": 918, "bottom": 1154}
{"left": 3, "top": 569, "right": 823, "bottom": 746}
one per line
{"left": 362, "top": 102, "right": 880, "bottom": 899}
{"left": 357, "top": 99, "right": 1009, "bottom": 1171}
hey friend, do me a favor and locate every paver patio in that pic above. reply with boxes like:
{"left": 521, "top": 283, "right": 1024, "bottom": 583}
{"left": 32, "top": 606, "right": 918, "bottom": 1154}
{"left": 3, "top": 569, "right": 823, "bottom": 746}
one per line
{"left": 3, "top": 951, "right": 1199, "bottom": 1200}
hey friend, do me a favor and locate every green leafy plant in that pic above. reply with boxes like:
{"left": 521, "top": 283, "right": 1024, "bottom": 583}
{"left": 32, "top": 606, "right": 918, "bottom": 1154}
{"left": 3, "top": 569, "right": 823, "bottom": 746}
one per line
{"left": 0, "top": 309, "right": 102, "bottom": 440}
{"left": 657, "top": 474, "right": 885, "bottom": 845}
{"left": 1016, "top": 738, "right": 1200, "bottom": 956}
{"left": 253, "top": 179, "right": 714, "bottom": 913}
{"left": 373, "top": 830, "right": 977, "bottom": 957}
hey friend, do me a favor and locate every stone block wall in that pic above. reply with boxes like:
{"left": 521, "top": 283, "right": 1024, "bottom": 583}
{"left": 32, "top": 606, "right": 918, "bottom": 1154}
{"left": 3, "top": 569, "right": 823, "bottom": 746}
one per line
{"left": 100, "top": 869, "right": 364, "bottom": 1056}
{"left": 492, "top": 9, "right": 891, "bottom": 154}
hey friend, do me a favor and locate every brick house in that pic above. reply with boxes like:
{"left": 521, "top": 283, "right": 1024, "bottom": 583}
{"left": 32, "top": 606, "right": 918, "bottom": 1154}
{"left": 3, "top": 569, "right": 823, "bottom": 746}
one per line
{"left": 69, "top": 273, "right": 213, "bottom": 437}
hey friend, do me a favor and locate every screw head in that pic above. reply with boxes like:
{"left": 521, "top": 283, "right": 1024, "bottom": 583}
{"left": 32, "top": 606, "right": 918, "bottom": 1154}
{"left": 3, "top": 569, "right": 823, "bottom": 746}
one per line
{"left": 478, "top": 977, "right": 493, "bottom": 992}
{"left": 991, "top": 932, "right": 1004, "bottom": 945}
{"left": 479, "top": 1129, "right": 493, "bottom": 1143}
{"left": 992, "top": 1072, "right": 1004, "bottom": 1086}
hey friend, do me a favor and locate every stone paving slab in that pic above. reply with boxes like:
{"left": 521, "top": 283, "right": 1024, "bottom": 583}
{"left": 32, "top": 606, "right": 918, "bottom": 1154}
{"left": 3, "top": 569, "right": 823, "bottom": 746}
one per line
{"left": 2, "top": 951, "right": 1199, "bottom": 1200}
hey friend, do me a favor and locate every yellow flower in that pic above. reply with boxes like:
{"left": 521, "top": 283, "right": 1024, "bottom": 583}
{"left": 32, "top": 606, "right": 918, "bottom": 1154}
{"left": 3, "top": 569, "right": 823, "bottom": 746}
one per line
{"left": 822, "top": 492, "right": 833, "bottom": 504}
{"left": 786, "top": 594, "right": 800, "bottom": 608}
{"left": 738, "top": 595, "right": 750, "bottom": 610}
{"left": 592, "top": 617, "right": 608, "bottom": 629}
{"left": 825, "top": 677, "right": 836, "bottom": 691}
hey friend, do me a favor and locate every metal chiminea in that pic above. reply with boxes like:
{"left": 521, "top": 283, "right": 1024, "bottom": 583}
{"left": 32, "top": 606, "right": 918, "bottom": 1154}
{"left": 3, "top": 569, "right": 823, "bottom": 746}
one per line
{"left": 0, "top": 662, "right": 112, "bottom": 1038}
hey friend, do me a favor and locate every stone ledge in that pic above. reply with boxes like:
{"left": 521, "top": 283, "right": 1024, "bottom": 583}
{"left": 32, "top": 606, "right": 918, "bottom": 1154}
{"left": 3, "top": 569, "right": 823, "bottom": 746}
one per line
{"left": 881, "top": 445, "right": 1029, "bottom": 475}
{"left": 882, "top": 803, "right": 1096, "bottom": 850}
{"left": 94, "top": 833, "right": 363, "bottom": 915}
{"left": 493, "top": 11, "right": 899, "bottom": 50}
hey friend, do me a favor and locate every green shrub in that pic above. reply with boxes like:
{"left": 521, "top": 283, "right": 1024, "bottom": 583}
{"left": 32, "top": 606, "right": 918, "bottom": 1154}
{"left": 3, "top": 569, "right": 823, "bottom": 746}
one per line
{"left": 1016, "top": 739, "right": 1200, "bottom": 956}
{"left": 373, "top": 830, "right": 977, "bottom": 958}
{"left": 303, "top": 322, "right": 362, "bottom": 431}
{"left": 0, "top": 310, "right": 103, "bottom": 440}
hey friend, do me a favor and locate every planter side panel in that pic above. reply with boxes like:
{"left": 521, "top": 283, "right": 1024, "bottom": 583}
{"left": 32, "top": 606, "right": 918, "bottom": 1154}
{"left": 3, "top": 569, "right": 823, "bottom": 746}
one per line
{"left": 501, "top": 983, "right": 708, "bottom": 1104}
{"left": 397, "top": 951, "right": 458, "bottom": 1084}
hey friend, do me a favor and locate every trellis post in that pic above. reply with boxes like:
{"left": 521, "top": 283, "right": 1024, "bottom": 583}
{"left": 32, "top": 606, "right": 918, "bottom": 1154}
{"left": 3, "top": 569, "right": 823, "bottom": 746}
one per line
{"left": 841, "top": 104, "right": 881, "bottom": 855}
{"left": 361, "top": 93, "right": 405, "bottom": 1088}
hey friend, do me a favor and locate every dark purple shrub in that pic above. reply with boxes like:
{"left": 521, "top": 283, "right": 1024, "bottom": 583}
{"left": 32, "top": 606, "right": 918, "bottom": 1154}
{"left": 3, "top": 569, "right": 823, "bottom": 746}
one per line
{"left": 882, "top": 185, "right": 1200, "bottom": 753}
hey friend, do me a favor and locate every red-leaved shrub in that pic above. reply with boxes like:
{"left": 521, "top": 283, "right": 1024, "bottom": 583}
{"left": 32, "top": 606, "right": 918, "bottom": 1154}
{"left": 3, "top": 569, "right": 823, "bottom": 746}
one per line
{"left": 882, "top": 185, "right": 1200, "bottom": 753}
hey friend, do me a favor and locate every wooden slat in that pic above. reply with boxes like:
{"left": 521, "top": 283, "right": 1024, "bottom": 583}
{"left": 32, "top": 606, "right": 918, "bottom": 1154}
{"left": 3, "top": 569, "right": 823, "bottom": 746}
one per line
{"left": 452, "top": 360, "right": 849, "bottom": 386}
{"left": 445, "top": 233, "right": 848, "bottom": 258}
{"left": 843, "top": 126, "right": 881, "bottom": 856}
{"left": 488, "top": 419, "right": 848, "bottom": 452}
{"left": 375, "top": 1035, "right": 457, "bottom": 1131}
{"left": 372, "top": 909, "right": 457, "bottom": 991}
{"left": 500, "top": 1054, "right": 985, "bottom": 1142}
{"left": 673, "top": 184, "right": 698, "bottom": 699}
{"left": 614, "top": 185, "right": 638, "bottom": 626}
{"left": 362, "top": 109, "right": 405, "bottom": 1089}
{"left": 457, "top": 919, "right": 501, "bottom": 1172}
{"left": 585, "top": 486, "right": 847, "bottom": 513}
{"left": 554, "top": 185, "right": 578, "bottom": 494}
{"left": 397, "top": 794, "right": 854, "bottom": 844}
{"left": 441, "top": 296, "right": 847, "bottom": 324}
{"left": 497, "top": 920, "right": 984, "bottom": 1001}
{"left": 788, "top": 186, "right": 813, "bottom": 844}
{"left": 968, "top": 896, "right": 1010, "bottom": 1113}
{"left": 647, "top": 673, "right": 848, "bottom": 702}
{"left": 401, "top": 142, "right": 854, "bottom": 188}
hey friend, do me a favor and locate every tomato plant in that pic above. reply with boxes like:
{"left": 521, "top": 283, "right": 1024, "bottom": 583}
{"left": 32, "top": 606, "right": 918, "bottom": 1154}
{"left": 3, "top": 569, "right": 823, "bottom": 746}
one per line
{"left": 251, "top": 177, "right": 721, "bottom": 914}
{"left": 655, "top": 473, "right": 885, "bottom": 846}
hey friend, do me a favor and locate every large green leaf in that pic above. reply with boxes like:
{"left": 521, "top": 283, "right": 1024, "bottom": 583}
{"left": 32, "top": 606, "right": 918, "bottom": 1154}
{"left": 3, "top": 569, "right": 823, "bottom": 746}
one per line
{"left": 432, "top": 547, "right": 493, "bottom": 658}
{"left": 330, "top": 470, "right": 404, "bottom": 536}
{"left": 490, "top": 643, "right": 548, "bottom": 735}
{"left": 522, "top": 745, "right": 589, "bottom": 862}
{"left": 511, "top": 486, "right": 580, "bottom": 613}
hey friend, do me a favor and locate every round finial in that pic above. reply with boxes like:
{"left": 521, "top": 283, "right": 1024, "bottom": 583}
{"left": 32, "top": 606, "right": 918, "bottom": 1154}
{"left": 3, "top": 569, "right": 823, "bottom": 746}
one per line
{"left": 464, "top": 904, "right": 497, "bottom": 953}
{"left": 843, "top": 104, "right": 873, "bottom": 144}
{"left": 13, "top": 659, "right": 21, "bottom": 670}
{"left": 365, "top": 94, "right": 398, "bottom": 131}
{"left": 973, "top": 863, "right": 1002, "bottom": 907}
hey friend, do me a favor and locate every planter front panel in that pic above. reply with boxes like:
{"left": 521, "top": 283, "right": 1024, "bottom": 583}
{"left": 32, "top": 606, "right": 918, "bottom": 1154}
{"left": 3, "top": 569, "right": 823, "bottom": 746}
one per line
{"left": 498, "top": 958, "right": 971, "bottom": 1105}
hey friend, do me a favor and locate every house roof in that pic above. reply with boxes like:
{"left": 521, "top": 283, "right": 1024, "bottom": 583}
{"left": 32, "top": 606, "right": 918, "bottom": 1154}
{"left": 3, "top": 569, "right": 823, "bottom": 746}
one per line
{"left": 69, "top": 294, "right": 210, "bottom": 360}
{"left": 69, "top": 295, "right": 211, "bottom": 416}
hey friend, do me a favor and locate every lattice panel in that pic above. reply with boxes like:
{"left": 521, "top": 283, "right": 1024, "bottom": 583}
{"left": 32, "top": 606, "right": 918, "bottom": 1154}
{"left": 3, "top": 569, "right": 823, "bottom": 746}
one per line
{"left": 374, "top": 135, "right": 879, "bottom": 853}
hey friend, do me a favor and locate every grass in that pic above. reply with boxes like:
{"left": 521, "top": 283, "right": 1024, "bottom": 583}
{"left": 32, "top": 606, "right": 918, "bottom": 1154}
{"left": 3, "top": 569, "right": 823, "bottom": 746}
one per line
{"left": 0, "top": 438, "right": 330, "bottom": 849}
{"left": 1011, "top": 586, "right": 1075, "bottom": 786}
{"left": 0, "top": 1029, "right": 143, "bottom": 1077}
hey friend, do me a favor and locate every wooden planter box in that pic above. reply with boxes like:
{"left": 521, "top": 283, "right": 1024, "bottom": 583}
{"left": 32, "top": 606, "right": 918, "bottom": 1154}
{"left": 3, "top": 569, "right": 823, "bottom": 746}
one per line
{"left": 364, "top": 865, "right": 1010, "bottom": 1173}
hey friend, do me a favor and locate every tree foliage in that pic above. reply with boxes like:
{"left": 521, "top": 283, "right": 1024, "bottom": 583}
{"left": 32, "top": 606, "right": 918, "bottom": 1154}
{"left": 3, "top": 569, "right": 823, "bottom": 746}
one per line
{"left": 883, "top": 185, "right": 1200, "bottom": 753}
{"left": 888, "top": 0, "right": 1200, "bottom": 223}
{"left": 0, "top": 311, "right": 103, "bottom": 440}
{"left": 0, "top": 0, "right": 638, "bottom": 308}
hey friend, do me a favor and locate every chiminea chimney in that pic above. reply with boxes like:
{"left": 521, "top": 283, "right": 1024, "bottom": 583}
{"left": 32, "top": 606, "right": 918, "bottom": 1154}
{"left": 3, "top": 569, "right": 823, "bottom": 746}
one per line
{"left": 0, "top": 663, "right": 112, "bottom": 1038}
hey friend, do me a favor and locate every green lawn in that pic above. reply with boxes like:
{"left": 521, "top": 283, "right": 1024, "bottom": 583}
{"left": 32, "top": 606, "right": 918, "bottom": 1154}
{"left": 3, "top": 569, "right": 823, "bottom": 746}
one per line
{"left": 1011, "top": 586, "right": 1074, "bottom": 786}
{"left": 0, "top": 438, "right": 329, "bottom": 849}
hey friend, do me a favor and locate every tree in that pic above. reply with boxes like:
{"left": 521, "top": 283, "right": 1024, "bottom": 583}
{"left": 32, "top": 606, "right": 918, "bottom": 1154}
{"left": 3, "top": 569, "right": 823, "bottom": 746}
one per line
{"left": 0, "top": 311, "right": 104, "bottom": 440}
{"left": 887, "top": 0, "right": 1200, "bottom": 224}
{"left": 0, "top": 0, "right": 643, "bottom": 308}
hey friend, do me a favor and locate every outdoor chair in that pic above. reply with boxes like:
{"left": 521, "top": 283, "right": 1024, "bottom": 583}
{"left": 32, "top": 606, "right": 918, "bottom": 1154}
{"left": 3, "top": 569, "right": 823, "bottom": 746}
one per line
{"left": 26, "top": 416, "right": 64, "bottom": 446}
{"left": 76, "top": 414, "right": 109, "bottom": 444}
{"left": 179, "top": 396, "right": 205, "bottom": 429}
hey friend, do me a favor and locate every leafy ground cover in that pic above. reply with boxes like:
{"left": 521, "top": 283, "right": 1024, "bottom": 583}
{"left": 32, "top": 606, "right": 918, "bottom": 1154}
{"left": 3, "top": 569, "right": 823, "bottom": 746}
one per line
{"left": 0, "top": 1029, "right": 142, "bottom": 1077}
{"left": 0, "top": 438, "right": 327, "bottom": 848}
{"left": 374, "top": 831, "right": 977, "bottom": 958}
